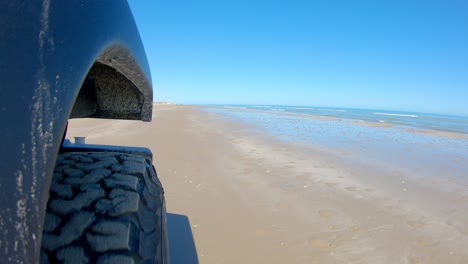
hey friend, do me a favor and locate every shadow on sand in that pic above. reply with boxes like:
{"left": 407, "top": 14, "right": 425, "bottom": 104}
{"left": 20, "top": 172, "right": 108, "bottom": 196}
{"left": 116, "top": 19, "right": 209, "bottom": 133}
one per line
{"left": 167, "top": 213, "right": 199, "bottom": 264}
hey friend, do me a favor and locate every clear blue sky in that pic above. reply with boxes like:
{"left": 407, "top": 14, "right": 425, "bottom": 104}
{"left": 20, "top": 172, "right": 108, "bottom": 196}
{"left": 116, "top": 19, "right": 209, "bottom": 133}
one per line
{"left": 128, "top": 0, "right": 468, "bottom": 116}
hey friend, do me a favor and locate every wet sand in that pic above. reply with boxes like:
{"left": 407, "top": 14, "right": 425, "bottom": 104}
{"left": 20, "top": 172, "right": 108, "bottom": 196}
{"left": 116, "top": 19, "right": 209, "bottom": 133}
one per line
{"left": 405, "top": 128, "right": 468, "bottom": 140}
{"left": 67, "top": 104, "right": 468, "bottom": 264}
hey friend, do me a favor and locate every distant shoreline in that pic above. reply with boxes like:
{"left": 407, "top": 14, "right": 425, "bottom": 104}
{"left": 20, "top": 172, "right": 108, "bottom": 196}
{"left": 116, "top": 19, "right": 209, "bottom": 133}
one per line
{"left": 198, "top": 104, "right": 468, "bottom": 137}
{"left": 194, "top": 103, "right": 468, "bottom": 119}
{"left": 153, "top": 101, "right": 176, "bottom": 105}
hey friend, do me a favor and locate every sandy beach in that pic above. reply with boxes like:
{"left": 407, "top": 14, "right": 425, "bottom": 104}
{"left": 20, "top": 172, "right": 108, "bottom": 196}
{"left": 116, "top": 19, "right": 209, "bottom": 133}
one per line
{"left": 66, "top": 104, "right": 468, "bottom": 264}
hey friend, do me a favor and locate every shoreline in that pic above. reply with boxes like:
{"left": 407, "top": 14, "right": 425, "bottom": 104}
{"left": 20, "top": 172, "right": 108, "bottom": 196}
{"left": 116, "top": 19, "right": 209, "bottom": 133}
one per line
{"left": 201, "top": 105, "right": 468, "bottom": 139}
{"left": 67, "top": 104, "right": 468, "bottom": 264}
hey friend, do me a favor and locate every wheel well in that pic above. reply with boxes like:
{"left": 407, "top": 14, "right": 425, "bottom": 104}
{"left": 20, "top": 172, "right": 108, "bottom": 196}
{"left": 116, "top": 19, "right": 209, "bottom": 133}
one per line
{"left": 69, "top": 43, "right": 153, "bottom": 122}
{"left": 70, "top": 61, "right": 145, "bottom": 120}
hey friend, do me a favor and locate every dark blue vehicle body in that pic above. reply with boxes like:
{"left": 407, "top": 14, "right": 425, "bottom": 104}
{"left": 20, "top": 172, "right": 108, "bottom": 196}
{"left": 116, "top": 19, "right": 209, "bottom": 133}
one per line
{"left": 0, "top": 1, "right": 159, "bottom": 262}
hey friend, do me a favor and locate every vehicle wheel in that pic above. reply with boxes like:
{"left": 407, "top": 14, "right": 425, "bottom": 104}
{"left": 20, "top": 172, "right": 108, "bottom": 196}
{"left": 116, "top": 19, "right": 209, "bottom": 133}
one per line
{"left": 41, "top": 152, "right": 168, "bottom": 264}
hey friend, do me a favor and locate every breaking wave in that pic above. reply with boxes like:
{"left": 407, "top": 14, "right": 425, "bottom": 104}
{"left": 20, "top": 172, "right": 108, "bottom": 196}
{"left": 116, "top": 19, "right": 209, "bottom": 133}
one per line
{"left": 374, "top": 112, "right": 418, "bottom": 118}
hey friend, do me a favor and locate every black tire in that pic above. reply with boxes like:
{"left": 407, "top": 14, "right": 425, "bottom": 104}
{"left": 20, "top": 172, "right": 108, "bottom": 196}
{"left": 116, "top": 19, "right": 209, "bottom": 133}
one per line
{"left": 41, "top": 152, "right": 169, "bottom": 264}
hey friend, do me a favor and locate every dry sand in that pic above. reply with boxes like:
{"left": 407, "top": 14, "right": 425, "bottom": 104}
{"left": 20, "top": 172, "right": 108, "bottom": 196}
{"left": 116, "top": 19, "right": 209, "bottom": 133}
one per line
{"left": 66, "top": 104, "right": 468, "bottom": 264}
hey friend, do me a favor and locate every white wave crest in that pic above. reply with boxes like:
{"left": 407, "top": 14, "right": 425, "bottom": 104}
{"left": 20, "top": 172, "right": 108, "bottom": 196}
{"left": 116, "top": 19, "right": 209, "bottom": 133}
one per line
{"left": 374, "top": 112, "right": 418, "bottom": 118}
{"left": 295, "top": 107, "right": 315, "bottom": 110}
{"left": 223, "top": 106, "right": 247, "bottom": 110}
{"left": 320, "top": 109, "right": 346, "bottom": 112}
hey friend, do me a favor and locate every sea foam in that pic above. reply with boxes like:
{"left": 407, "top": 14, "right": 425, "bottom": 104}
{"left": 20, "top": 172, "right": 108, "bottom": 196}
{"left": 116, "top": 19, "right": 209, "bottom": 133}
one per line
{"left": 374, "top": 112, "right": 418, "bottom": 118}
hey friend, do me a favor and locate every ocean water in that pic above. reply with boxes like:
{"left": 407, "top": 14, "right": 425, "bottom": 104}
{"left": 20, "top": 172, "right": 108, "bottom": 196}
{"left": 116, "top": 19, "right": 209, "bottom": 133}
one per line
{"left": 211, "top": 105, "right": 468, "bottom": 134}
{"left": 202, "top": 105, "right": 468, "bottom": 183}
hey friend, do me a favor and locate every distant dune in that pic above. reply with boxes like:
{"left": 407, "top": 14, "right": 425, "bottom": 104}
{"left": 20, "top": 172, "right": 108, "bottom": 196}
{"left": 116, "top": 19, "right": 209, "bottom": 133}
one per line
{"left": 153, "top": 101, "right": 176, "bottom": 105}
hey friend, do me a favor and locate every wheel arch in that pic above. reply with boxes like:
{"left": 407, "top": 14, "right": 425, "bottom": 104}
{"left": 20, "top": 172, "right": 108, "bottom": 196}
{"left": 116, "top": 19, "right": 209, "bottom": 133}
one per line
{"left": 71, "top": 44, "right": 153, "bottom": 122}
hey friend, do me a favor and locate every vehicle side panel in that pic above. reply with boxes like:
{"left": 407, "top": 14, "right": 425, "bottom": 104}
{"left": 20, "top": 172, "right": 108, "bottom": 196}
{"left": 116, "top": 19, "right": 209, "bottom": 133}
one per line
{"left": 0, "top": 1, "right": 152, "bottom": 262}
